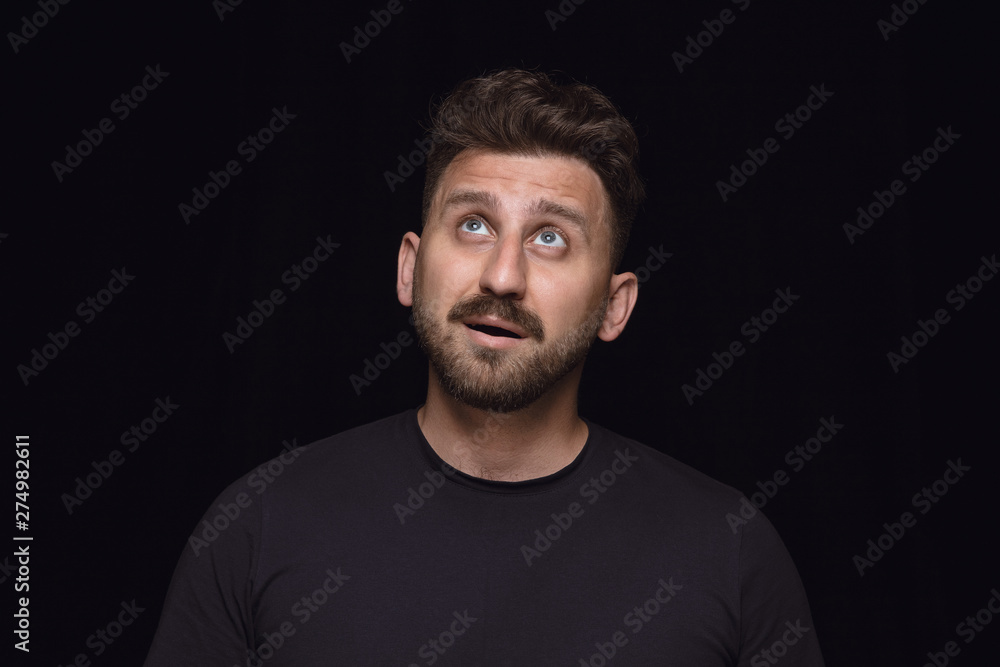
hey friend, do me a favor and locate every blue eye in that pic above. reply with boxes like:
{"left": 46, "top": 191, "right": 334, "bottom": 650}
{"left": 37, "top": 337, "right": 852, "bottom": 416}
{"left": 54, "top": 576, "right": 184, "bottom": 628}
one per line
{"left": 535, "top": 229, "right": 567, "bottom": 247}
{"left": 461, "top": 218, "right": 489, "bottom": 235}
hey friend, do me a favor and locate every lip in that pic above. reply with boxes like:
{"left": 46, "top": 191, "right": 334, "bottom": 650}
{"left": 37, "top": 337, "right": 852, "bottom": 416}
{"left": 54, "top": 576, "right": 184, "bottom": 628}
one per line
{"left": 461, "top": 315, "right": 529, "bottom": 339}
{"left": 461, "top": 316, "right": 529, "bottom": 349}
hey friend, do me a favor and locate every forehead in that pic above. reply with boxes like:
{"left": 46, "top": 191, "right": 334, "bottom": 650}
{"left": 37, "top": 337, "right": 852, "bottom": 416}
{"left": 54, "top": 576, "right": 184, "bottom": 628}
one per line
{"left": 430, "top": 150, "right": 609, "bottom": 228}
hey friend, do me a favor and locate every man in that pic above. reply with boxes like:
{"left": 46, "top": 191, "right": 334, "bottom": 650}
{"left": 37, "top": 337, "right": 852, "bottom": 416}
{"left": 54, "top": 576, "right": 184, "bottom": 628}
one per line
{"left": 145, "top": 69, "right": 825, "bottom": 665}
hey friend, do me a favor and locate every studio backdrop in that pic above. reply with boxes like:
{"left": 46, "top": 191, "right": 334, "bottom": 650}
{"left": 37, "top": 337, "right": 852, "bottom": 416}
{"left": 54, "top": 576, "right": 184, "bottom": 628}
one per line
{"left": 4, "top": 0, "right": 997, "bottom": 664}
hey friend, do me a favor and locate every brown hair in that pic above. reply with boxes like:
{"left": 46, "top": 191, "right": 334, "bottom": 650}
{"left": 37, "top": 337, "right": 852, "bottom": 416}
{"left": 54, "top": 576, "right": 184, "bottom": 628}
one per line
{"left": 422, "top": 69, "right": 644, "bottom": 270}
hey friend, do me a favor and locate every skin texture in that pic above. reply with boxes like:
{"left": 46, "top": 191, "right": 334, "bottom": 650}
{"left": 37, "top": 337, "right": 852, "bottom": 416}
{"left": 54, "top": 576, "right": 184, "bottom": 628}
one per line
{"left": 397, "top": 149, "right": 638, "bottom": 481}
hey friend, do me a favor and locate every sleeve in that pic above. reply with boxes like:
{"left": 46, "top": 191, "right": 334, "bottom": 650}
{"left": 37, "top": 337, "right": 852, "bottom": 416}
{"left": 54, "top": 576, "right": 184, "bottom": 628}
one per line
{"left": 735, "top": 510, "right": 826, "bottom": 667}
{"left": 143, "top": 477, "right": 260, "bottom": 666}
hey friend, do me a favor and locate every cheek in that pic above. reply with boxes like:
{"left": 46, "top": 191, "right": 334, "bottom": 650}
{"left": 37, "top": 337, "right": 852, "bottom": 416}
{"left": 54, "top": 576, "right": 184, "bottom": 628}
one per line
{"left": 534, "top": 258, "right": 606, "bottom": 299}
{"left": 420, "top": 254, "right": 481, "bottom": 313}
{"left": 531, "top": 276, "right": 596, "bottom": 331}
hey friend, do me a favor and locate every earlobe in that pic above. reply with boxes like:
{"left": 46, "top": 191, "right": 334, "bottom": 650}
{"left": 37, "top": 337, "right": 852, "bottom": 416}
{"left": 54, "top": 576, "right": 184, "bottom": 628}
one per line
{"left": 397, "top": 232, "right": 421, "bottom": 307}
{"left": 598, "top": 271, "right": 638, "bottom": 342}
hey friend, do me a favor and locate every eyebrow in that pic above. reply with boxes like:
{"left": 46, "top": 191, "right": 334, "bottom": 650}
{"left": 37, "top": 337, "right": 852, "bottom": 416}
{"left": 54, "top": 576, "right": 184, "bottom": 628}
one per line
{"left": 442, "top": 189, "right": 500, "bottom": 213}
{"left": 441, "top": 188, "right": 591, "bottom": 239}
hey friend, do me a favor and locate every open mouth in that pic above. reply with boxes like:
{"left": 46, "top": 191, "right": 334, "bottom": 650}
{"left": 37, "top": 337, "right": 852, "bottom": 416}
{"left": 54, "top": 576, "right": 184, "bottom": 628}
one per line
{"left": 465, "top": 323, "right": 524, "bottom": 339}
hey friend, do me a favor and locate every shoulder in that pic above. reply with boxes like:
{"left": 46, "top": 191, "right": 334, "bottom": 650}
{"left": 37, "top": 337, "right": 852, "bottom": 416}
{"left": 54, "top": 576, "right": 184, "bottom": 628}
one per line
{"left": 587, "top": 420, "right": 742, "bottom": 502}
{"left": 259, "top": 409, "right": 415, "bottom": 471}
{"left": 584, "top": 419, "right": 745, "bottom": 514}
{"left": 233, "top": 409, "right": 419, "bottom": 504}
{"left": 301, "top": 408, "right": 417, "bottom": 457}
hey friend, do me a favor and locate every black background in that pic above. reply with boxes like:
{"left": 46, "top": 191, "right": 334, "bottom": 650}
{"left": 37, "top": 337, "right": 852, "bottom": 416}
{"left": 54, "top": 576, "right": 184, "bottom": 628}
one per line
{"left": 4, "top": 0, "right": 998, "bottom": 664}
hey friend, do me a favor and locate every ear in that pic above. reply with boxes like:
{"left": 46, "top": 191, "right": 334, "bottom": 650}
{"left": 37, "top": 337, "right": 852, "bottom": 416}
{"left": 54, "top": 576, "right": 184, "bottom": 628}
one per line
{"left": 397, "top": 231, "right": 421, "bottom": 307}
{"left": 597, "top": 270, "right": 638, "bottom": 342}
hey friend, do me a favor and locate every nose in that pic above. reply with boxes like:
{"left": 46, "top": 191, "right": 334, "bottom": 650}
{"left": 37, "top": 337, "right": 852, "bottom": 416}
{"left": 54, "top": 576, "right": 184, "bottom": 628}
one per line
{"left": 478, "top": 234, "right": 527, "bottom": 299}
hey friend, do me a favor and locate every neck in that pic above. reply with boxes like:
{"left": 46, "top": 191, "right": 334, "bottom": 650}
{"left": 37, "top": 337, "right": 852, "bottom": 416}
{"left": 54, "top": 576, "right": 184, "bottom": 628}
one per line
{"left": 417, "top": 365, "right": 589, "bottom": 482}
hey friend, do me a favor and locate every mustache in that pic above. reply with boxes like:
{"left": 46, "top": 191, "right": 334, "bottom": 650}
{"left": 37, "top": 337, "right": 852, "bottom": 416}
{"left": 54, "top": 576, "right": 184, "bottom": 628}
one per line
{"left": 447, "top": 295, "right": 546, "bottom": 341}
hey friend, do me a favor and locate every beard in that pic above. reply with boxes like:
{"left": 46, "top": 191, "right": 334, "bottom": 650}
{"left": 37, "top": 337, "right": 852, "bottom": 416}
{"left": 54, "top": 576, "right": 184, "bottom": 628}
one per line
{"left": 411, "top": 264, "right": 609, "bottom": 413}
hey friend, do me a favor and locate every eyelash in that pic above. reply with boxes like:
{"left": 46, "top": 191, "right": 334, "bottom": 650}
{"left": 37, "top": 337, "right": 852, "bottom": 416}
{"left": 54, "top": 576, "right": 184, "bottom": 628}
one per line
{"left": 459, "top": 217, "right": 568, "bottom": 247}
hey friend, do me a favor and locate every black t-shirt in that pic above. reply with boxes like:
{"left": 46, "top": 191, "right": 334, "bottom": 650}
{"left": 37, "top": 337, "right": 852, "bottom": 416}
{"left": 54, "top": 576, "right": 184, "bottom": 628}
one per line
{"left": 144, "top": 410, "right": 825, "bottom": 666}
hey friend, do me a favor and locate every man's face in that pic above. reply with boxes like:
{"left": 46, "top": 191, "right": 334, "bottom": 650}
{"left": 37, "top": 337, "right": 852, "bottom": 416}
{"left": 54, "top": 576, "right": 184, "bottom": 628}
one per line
{"left": 406, "top": 149, "right": 617, "bottom": 413}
